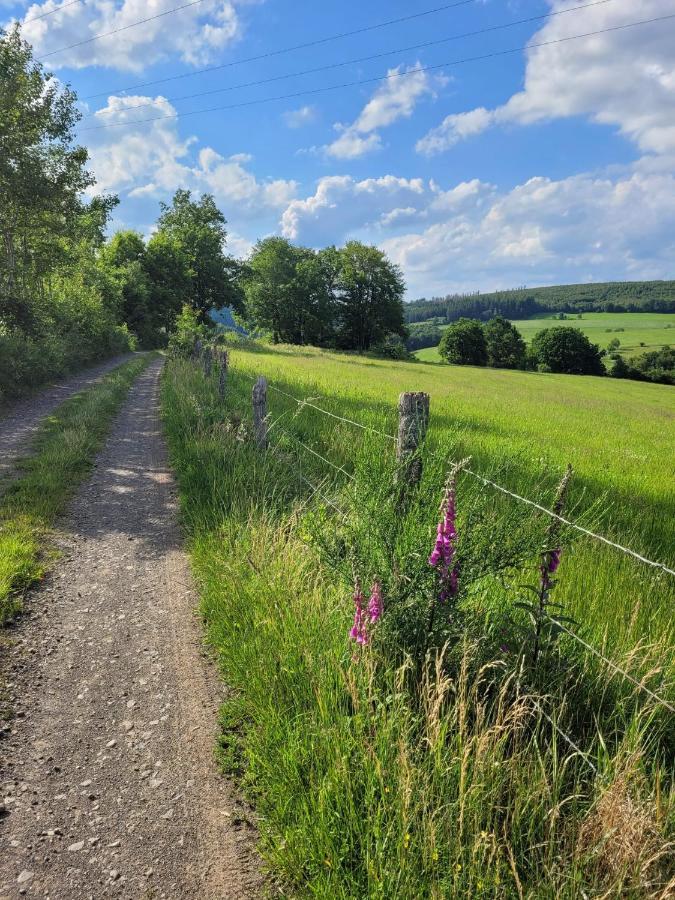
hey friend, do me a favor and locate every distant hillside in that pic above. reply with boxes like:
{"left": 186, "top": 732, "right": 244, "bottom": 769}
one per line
{"left": 405, "top": 280, "right": 675, "bottom": 324}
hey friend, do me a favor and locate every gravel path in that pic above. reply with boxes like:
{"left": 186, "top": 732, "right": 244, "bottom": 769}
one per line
{"left": 0, "top": 358, "right": 262, "bottom": 899}
{"left": 0, "top": 355, "right": 135, "bottom": 488}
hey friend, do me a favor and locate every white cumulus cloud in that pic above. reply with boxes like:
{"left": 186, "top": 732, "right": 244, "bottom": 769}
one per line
{"left": 18, "top": 0, "right": 243, "bottom": 71}
{"left": 86, "top": 95, "right": 297, "bottom": 219}
{"left": 325, "top": 63, "right": 443, "bottom": 160}
{"left": 417, "top": 0, "right": 675, "bottom": 157}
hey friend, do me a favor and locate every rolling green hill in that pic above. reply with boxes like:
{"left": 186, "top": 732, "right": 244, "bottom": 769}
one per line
{"left": 406, "top": 279, "right": 675, "bottom": 324}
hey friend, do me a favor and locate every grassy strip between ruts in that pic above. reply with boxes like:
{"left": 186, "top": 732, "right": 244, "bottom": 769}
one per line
{"left": 0, "top": 353, "right": 154, "bottom": 624}
{"left": 162, "top": 356, "right": 673, "bottom": 899}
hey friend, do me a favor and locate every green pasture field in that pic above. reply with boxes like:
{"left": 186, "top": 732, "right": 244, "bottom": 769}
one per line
{"left": 415, "top": 311, "right": 675, "bottom": 362}
{"left": 162, "top": 343, "right": 674, "bottom": 898}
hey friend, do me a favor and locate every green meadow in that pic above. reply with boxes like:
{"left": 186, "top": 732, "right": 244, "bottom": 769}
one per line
{"left": 415, "top": 311, "right": 675, "bottom": 362}
{"left": 163, "top": 343, "right": 674, "bottom": 898}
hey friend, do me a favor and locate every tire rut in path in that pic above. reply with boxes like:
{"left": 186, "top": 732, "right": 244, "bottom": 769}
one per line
{"left": 0, "top": 354, "right": 136, "bottom": 488}
{"left": 0, "top": 358, "right": 262, "bottom": 899}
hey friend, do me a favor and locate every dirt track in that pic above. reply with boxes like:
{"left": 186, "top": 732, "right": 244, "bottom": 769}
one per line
{"left": 0, "top": 355, "right": 135, "bottom": 489}
{"left": 0, "top": 358, "right": 261, "bottom": 899}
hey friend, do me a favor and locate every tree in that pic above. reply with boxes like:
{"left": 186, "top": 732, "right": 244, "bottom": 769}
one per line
{"left": 155, "top": 190, "right": 242, "bottom": 322}
{"left": 144, "top": 232, "right": 190, "bottom": 340}
{"left": 530, "top": 327, "right": 605, "bottom": 375}
{"left": 484, "top": 316, "right": 526, "bottom": 368}
{"left": 438, "top": 318, "right": 487, "bottom": 366}
{"left": 0, "top": 26, "right": 98, "bottom": 326}
{"left": 334, "top": 241, "right": 406, "bottom": 351}
{"left": 242, "top": 237, "right": 334, "bottom": 345}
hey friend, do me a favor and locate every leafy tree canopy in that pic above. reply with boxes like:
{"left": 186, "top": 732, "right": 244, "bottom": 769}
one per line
{"left": 484, "top": 316, "right": 527, "bottom": 369}
{"left": 438, "top": 318, "right": 488, "bottom": 366}
{"left": 155, "top": 189, "right": 243, "bottom": 321}
{"left": 530, "top": 326, "right": 605, "bottom": 375}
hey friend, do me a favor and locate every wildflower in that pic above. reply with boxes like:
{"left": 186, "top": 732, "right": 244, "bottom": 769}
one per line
{"left": 368, "top": 580, "right": 383, "bottom": 623}
{"left": 349, "top": 579, "right": 368, "bottom": 645}
{"left": 540, "top": 547, "right": 562, "bottom": 591}
{"left": 429, "top": 469, "right": 460, "bottom": 602}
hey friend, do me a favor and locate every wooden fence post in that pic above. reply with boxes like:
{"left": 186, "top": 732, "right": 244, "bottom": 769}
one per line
{"left": 252, "top": 376, "right": 268, "bottom": 449}
{"left": 192, "top": 338, "right": 203, "bottom": 361}
{"left": 218, "top": 350, "right": 229, "bottom": 399}
{"left": 202, "top": 345, "right": 213, "bottom": 377}
{"left": 396, "top": 391, "right": 430, "bottom": 485}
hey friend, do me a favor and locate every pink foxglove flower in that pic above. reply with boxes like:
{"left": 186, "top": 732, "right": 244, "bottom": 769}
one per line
{"left": 349, "top": 579, "right": 368, "bottom": 645}
{"left": 368, "top": 580, "right": 383, "bottom": 623}
{"left": 429, "top": 472, "right": 459, "bottom": 602}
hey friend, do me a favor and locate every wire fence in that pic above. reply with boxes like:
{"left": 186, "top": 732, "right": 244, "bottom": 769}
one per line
{"left": 195, "top": 354, "right": 675, "bottom": 717}
{"left": 267, "top": 383, "right": 675, "bottom": 578}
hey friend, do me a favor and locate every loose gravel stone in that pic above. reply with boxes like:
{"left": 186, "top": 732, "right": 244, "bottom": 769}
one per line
{"left": 0, "top": 360, "right": 261, "bottom": 899}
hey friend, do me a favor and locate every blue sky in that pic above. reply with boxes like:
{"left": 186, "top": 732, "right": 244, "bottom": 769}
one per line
{"left": 6, "top": 0, "right": 675, "bottom": 296}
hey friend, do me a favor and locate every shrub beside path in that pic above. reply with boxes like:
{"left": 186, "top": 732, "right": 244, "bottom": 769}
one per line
{"left": 0, "top": 357, "right": 261, "bottom": 899}
{"left": 0, "top": 355, "right": 136, "bottom": 488}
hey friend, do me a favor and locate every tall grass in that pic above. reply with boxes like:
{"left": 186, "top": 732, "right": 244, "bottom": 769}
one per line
{"left": 0, "top": 353, "right": 153, "bottom": 623}
{"left": 162, "top": 354, "right": 674, "bottom": 898}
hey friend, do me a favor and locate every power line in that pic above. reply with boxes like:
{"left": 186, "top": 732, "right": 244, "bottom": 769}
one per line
{"left": 80, "top": 0, "right": 477, "bottom": 100}
{"left": 81, "top": 0, "right": 615, "bottom": 118}
{"left": 79, "top": 13, "right": 675, "bottom": 133}
{"left": 13, "top": 0, "right": 85, "bottom": 27}
{"left": 36, "top": 0, "right": 209, "bottom": 61}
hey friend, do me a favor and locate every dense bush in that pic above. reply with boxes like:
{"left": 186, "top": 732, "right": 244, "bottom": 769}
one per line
{"left": 406, "top": 322, "right": 443, "bottom": 351}
{"left": 484, "top": 315, "right": 527, "bottom": 368}
{"left": 438, "top": 318, "right": 488, "bottom": 366}
{"left": 530, "top": 326, "right": 605, "bottom": 375}
{"left": 611, "top": 346, "right": 675, "bottom": 385}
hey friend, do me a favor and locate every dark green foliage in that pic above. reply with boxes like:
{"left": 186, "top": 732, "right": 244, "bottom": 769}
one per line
{"left": 406, "top": 322, "right": 443, "bottom": 351}
{"left": 242, "top": 238, "right": 406, "bottom": 351}
{"left": 438, "top": 318, "right": 488, "bottom": 366}
{"left": 610, "top": 355, "right": 631, "bottom": 379}
{"left": 155, "top": 189, "right": 244, "bottom": 322}
{"left": 370, "top": 333, "right": 412, "bottom": 360}
{"left": 242, "top": 237, "right": 336, "bottom": 345}
{"left": 530, "top": 327, "right": 605, "bottom": 375}
{"left": 484, "top": 316, "right": 527, "bottom": 369}
{"left": 0, "top": 28, "right": 134, "bottom": 400}
{"left": 405, "top": 280, "right": 675, "bottom": 324}
{"left": 630, "top": 346, "right": 675, "bottom": 385}
{"left": 335, "top": 241, "right": 406, "bottom": 351}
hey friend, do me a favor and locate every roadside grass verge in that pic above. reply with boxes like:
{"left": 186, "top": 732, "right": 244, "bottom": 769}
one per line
{"left": 0, "top": 354, "right": 154, "bottom": 624}
{"left": 162, "top": 356, "right": 674, "bottom": 899}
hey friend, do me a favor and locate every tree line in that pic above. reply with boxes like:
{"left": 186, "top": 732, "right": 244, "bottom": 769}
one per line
{"left": 1, "top": 27, "right": 407, "bottom": 401}
{"left": 406, "top": 282, "right": 675, "bottom": 325}
{"left": 437, "top": 317, "right": 673, "bottom": 383}
{"left": 239, "top": 237, "right": 406, "bottom": 352}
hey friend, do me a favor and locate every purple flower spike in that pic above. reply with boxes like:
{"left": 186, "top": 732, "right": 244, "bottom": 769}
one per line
{"left": 350, "top": 580, "right": 369, "bottom": 645}
{"left": 368, "top": 581, "right": 383, "bottom": 623}
{"left": 429, "top": 473, "right": 460, "bottom": 602}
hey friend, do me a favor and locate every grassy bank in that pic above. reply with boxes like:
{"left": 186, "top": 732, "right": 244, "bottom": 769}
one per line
{"left": 0, "top": 353, "right": 153, "bottom": 624}
{"left": 162, "top": 351, "right": 674, "bottom": 898}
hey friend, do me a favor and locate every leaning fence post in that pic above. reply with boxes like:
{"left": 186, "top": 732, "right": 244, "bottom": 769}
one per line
{"left": 252, "top": 376, "right": 268, "bottom": 449}
{"left": 218, "top": 350, "right": 229, "bottom": 399}
{"left": 396, "top": 391, "right": 430, "bottom": 485}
